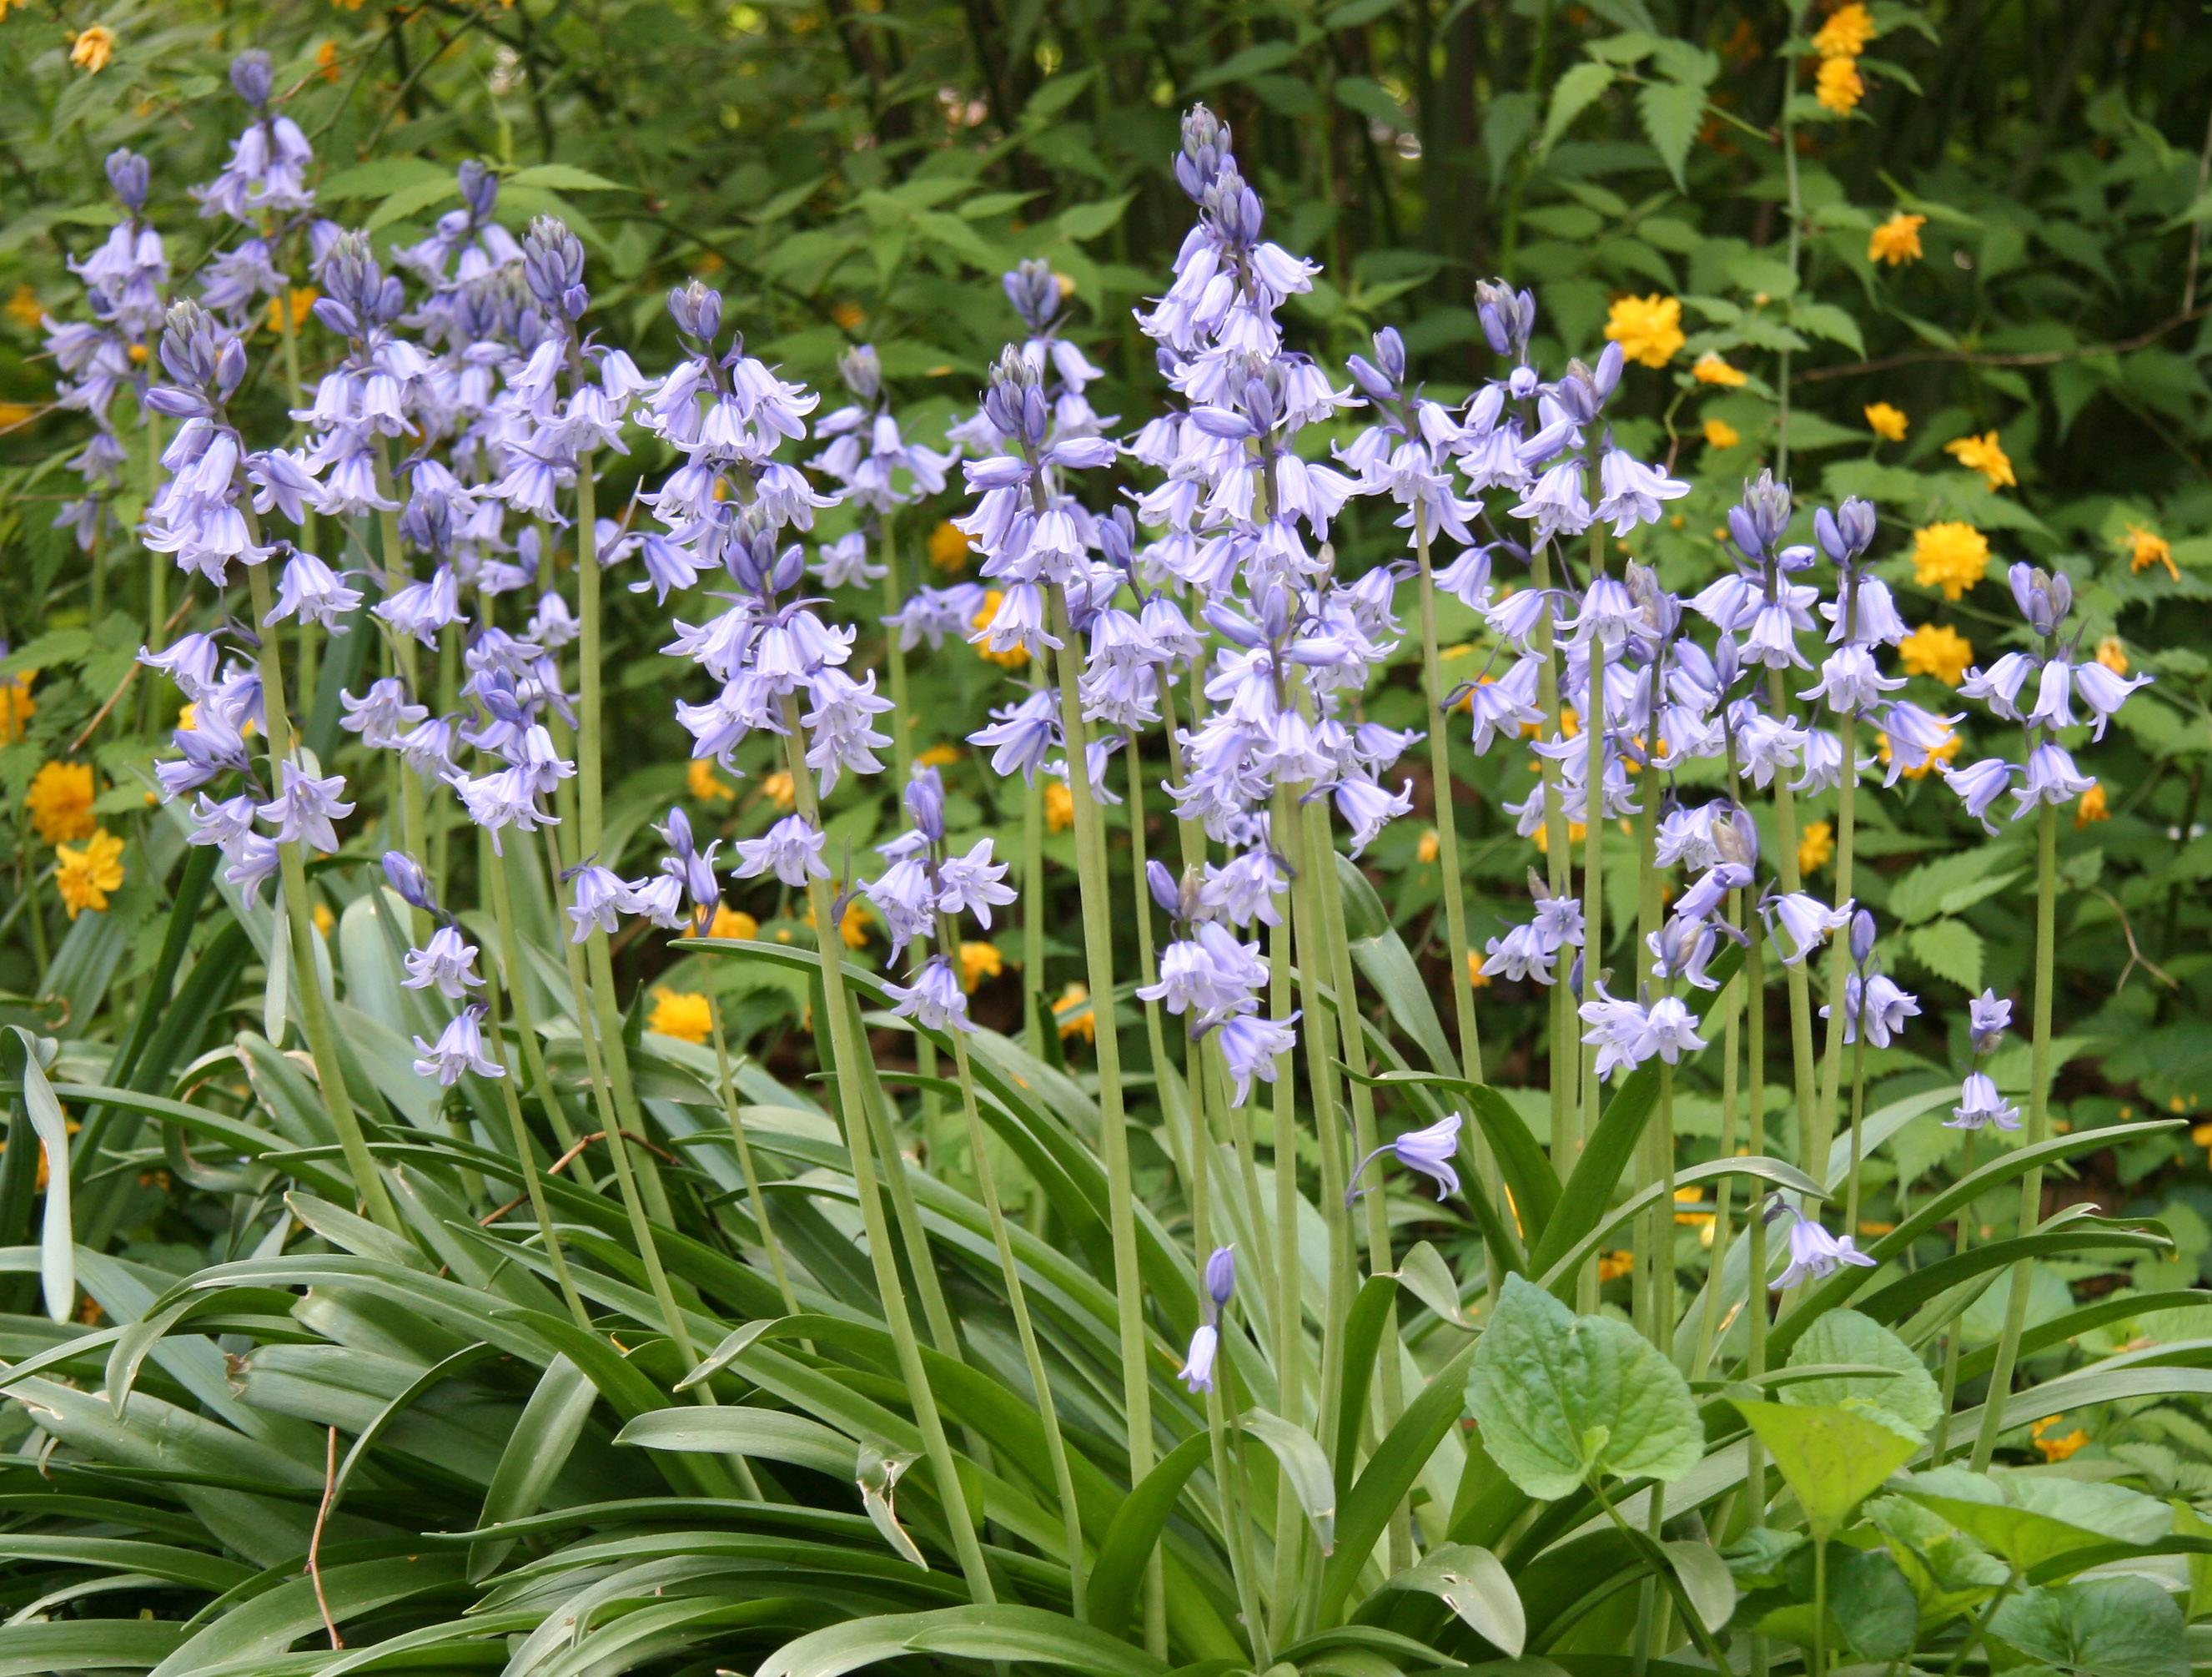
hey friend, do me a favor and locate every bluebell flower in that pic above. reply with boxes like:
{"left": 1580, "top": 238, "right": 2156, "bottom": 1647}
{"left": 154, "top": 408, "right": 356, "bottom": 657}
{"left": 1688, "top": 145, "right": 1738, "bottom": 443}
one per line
{"left": 1941, "top": 756, "right": 2017, "bottom": 834}
{"left": 1822, "top": 972, "right": 1921, "bottom": 1048}
{"left": 1210, "top": 1010, "right": 1298, "bottom": 1108}
{"left": 567, "top": 865, "right": 628, "bottom": 943}
{"left": 403, "top": 925, "right": 484, "bottom": 1001}
{"left": 886, "top": 955, "right": 974, "bottom": 1034}
{"left": 1178, "top": 1322, "right": 1219, "bottom": 1393}
{"left": 412, "top": 1005, "right": 505, "bottom": 1086}
{"left": 258, "top": 761, "right": 354, "bottom": 853}
{"left": 731, "top": 814, "right": 830, "bottom": 888}
{"left": 1969, "top": 990, "right": 2012, "bottom": 1055}
{"left": 1765, "top": 890, "right": 1853, "bottom": 967}
{"left": 1350, "top": 1112, "right": 1464, "bottom": 1202}
{"left": 2013, "top": 741, "right": 2094, "bottom": 812}
{"left": 1770, "top": 1207, "right": 1874, "bottom": 1290}
{"left": 1947, "top": 1071, "right": 2021, "bottom": 1133}
{"left": 381, "top": 850, "right": 437, "bottom": 914}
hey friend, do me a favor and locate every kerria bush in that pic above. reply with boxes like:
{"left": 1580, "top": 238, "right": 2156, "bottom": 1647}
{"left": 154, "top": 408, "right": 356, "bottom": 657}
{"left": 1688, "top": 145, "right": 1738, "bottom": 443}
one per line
{"left": 0, "top": 48, "right": 2204, "bottom": 1677}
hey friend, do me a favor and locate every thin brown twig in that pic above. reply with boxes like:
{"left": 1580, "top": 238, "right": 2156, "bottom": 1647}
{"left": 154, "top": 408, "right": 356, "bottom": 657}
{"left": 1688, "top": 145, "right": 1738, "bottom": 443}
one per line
{"left": 1798, "top": 307, "right": 2209, "bottom": 383}
{"left": 475, "top": 1128, "right": 676, "bottom": 1226}
{"left": 68, "top": 592, "right": 197, "bottom": 754}
{"left": 2092, "top": 886, "right": 2179, "bottom": 995}
{"left": 309, "top": 1425, "right": 344, "bottom": 1649}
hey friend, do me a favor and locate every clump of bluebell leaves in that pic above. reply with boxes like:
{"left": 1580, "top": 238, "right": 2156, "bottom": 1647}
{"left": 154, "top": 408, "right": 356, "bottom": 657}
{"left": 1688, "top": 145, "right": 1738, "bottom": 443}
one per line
{"left": 58, "top": 63, "right": 2168, "bottom": 1677}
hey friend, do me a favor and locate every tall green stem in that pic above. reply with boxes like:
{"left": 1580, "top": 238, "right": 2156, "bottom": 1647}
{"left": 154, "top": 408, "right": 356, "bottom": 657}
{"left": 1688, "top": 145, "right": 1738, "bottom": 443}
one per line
{"left": 1970, "top": 799, "right": 2058, "bottom": 1470}
{"left": 708, "top": 995, "right": 799, "bottom": 1320}
{"left": 779, "top": 723, "right": 997, "bottom": 1604}
{"left": 1043, "top": 585, "right": 1158, "bottom": 1648}
{"left": 243, "top": 557, "right": 399, "bottom": 1235}
{"left": 933, "top": 914, "right": 1083, "bottom": 1614}
{"left": 1410, "top": 509, "right": 1488, "bottom": 1102}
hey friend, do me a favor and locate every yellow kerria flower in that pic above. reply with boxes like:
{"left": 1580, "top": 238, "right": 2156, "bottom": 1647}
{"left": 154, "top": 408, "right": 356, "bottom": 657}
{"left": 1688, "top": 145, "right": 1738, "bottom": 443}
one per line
{"left": 1868, "top": 211, "right": 1926, "bottom": 266}
{"left": 1944, "top": 430, "right": 2016, "bottom": 491}
{"left": 1055, "top": 981, "right": 1095, "bottom": 1044}
{"left": 760, "top": 769, "right": 796, "bottom": 811}
{"left": 706, "top": 904, "right": 757, "bottom": 940}
{"left": 55, "top": 828, "right": 124, "bottom": 919}
{"left": 1598, "top": 1250, "right": 1636, "bottom": 1282}
{"left": 1703, "top": 416, "right": 1741, "bottom": 449}
{"left": 686, "top": 758, "right": 735, "bottom": 803}
{"left": 927, "top": 520, "right": 972, "bottom": 572}
{"left": 1863, "top": 401, "right": 1909, "bottom": 441}
{"left": 2095, "top": 637, "right": 2129, "bottom": 677}
{"left": 2074, "top": 783, "right": 2109, "bottom": 828}
{"left": 1415, "top": 828, "right": 1440, "bottom": 864}
{"left": 69, "top": 25, "right": 115, "bottom": 73}
{"left": 314, "top": 39, "right": 340, "bottom": 83}
{"left": 958, "top": 940, "right": 1003, "bottom": 993}
{"left": 1815, "top": 54, "right": 1863, "bottom": 114}
{"left": 1532, "top": 818, "right": 1590, "bottom": 855}
{"left": 1875, "top": 728, "right": 1961, "bottom": 780}
{"left": 0, "top": 674, "right": 34, "bottom": 744}
{"left": 1899, "top": 622, "right": 1974, "bottom": 687}
{"left": 263, "top": 287, "right": 319, "bottom": 335}
{"left": 647, "top": 987, "right": 712, "bottom": 1044}
{"left": 1604, "top": 294, "right": 1685, "bottom": 370}
{"left": 1911, "top": 521, "right": 1990, "bottom": 601}
{"left": 1465, "top": 950, "right": 1491, "bottom": 990}
{"left": 1797, "top": 818, "right": 1835, "bottom": 877}
{"left": 2119, "top": 523, "right": 2177, "bottom": 580}
{"left": 1692, "top": 351, "right": 1747, "bottom": 387}
{"left": 829, "top": 301, "right": 864, "bottom": 331}
{"left": 5, "top": 285, "right": 44, "bottom": 332}
{"left": 312, "top": 901, "right": 335, "bottom": 938}
{"left": 2030, "top": 1415, "right": 2088, "bottom": 1462}
{"left": 970, "top": 590, "right": 1030, "bottom": 668}
{"left": 1812, "top": 2, "right": 1875, "bottom": 57}
{"left": 804, "top": 898, "right": 872, "bottom": 949}
{"left": 1044, "top": 779, "right": 1074, "bottom": 833}
{"left": 916, "top": 743, "right": 961, "bottom": 768}
{"left": 26, "top": 761, "right": 96, "bottom": 844}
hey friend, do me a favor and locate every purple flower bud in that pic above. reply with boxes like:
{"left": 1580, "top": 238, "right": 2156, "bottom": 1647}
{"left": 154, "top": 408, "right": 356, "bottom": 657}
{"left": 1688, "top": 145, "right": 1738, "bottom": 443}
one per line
{"left": 669, "top": 279, "right": 721, "bottom": 343}
{"left": 1849, "top": 908, "right": 1877, "bottom": 966}
{"left": 903, "top": 765, "right": 946, "bottom": 843}
{"left": 1204, "top": 1245, "right": 1236, "bottom": 1308}
{"left": 1146, "top": 859, "right": 1181, "bottom": 919}
{"left": 1591, "top": 339, "right": 1625, "bottom": 400}
{"left": 457, "top": 159, "right": 499, "bottom": 222}
{"left": 105, "top": 149, "right": 150, "bottom": 214}
{"left": 382, "top": 850, "right": 436, "bottom": 913}
{"left": 229, "top": 50, "right": 273, "bottom": 108}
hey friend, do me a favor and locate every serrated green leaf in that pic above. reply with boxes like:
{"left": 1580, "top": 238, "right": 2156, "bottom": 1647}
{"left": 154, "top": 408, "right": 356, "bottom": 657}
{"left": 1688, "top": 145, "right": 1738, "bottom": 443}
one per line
{"left": 1636, "top": 79, "right": 1706, "bottom": 189}
{"left": 1465, "top": 1273, "right": 1702, "bottom": 1499}
{"left": 1910, "top": 918, "right": 1986, "bottom": 992}
{"left": 1791, "top": 299, "right": 1867, "bottom": 355}
{"left": 1540, "top": 63, "right": 1616, "bottom": 159}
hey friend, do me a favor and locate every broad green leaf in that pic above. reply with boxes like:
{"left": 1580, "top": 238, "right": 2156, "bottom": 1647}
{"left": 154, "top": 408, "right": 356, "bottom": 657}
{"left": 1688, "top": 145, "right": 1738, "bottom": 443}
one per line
{"left": 3, "top": 1028, "right": 73, "bottom": 1323}
{"left": 1901, "top": 1467, "right": 2171, "bottom": 1574}
{"left": 1241, "top": 1408, "right": 1336, "bottom": 1554}
{"left": 616, "top": 1405, "right": 857, "bottom": 1478}
{"left": 757, "top": 1605, "right": 1170, "bottom": 1677}
{"left": 470, "top": 1353, "right": 599, "bottom": 1580}
{"left": 1733, "top": 1400, "right": 1916, "bottom": 1538}
{"left": 1909, "top": 917, "right": 1986, "bottom": 992}
{"left": 1662, "top": 1538, "right": 1737, "bottom": 1633}
{"left": 1989, "top": 1577, "right": 2188, "bottom": 1677}
{"left": 1466, "top": 1274, "right": 1702, "bottom": 1499}
{"left": 1373, "top": 1544, "right": 1524, "bottom": 1654}
{"left": 507, "top": 162, "right": 632, "bottom": 194}
{"left": 1058, "top": 192, "right": 1134, "bottom": 242}
{"left": 1783, "top": 1309, "right": 1942, "bottom": 1438}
